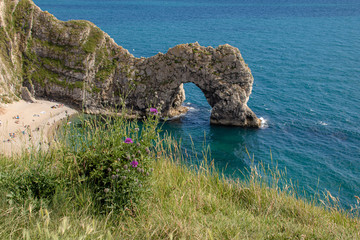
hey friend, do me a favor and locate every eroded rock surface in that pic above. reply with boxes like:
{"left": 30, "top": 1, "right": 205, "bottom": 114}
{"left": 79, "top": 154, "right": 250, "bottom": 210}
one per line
{"left": 0, "top": 0, "right": 261, "bottom": 127}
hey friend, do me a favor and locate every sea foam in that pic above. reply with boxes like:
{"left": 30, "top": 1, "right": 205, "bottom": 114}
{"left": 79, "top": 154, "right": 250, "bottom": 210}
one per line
{"left": 260, "top": 117, "right": 269, "bottom": 129}
{"left": 318, "top": 121, "right": 328, "bottom": 126}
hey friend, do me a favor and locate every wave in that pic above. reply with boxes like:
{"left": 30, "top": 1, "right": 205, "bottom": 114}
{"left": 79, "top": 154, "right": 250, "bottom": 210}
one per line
{"left": 187, "top": 106, "right": 199, "bottom": 112}
{"left": 318, "top": 121, "right": 328, "bottom": 126}
{"left": 260, "top": 117, "right": 269, "bottom": 129}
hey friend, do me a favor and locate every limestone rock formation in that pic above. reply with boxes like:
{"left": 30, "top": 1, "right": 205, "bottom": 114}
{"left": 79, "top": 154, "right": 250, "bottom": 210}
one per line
{"left": 20, "top": 86, "right": 35, "bottom": 102}
{"left": 0, "top": 0, "right": 261, "bottom": 127}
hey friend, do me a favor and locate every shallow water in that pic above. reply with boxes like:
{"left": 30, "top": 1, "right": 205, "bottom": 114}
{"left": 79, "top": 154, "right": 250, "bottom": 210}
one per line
{"left": 34, "top": 0, "right": 360, "bottom": 208}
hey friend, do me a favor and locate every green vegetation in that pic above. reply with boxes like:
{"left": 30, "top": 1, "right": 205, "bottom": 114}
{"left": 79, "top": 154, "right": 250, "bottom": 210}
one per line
{"left": 63, "top": 114, "right": 159, "bottom": 212}
{"left": 4, "top": 0, "right": 15, "bottom": 31}
{"left": 70, "top": 81, "right": 84, "bottom": 90}
{"left": 82, "top": 26, "right": 104, "bottom": 54}
{"left": 12, "top": 0, "right": 33, "bottom": 34}
{"left": 67, "top": 20, "right": 89, "bottom": 29}
{"left": 22, "top": 38, "right": 85, "bottom": 90}
{"left": 91, "top": 86, "right": 101, "bottom": 93}
{"left": 94, "top": 44, "right": 118, "bottom": 82}
{"left": 0, "top": 27, "right": 12, "bottom": 67}
{"left": 40, "top": 56, "right": 85, "bottom": 74}
{"left": 0, "top": 111, "right": 359, "bottom": 239}
{"left": 33, "top": 38, "right": 72, "bottom": 57}
{"left": 30, "top": 65, "right": 61, "bottom": 87}
{"left": 95, "top": 58, "right": 117, "bottom": 82}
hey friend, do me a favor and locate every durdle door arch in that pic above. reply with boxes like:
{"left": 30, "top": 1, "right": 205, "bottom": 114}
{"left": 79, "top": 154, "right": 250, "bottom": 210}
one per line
{"left": 125, "top": 43, "right": 261, "bottom": 128}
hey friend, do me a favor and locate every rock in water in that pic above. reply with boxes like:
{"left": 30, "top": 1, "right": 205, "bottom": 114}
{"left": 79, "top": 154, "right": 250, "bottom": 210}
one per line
{"left": 0, "top": 0, "right": 261, "bottom": 128}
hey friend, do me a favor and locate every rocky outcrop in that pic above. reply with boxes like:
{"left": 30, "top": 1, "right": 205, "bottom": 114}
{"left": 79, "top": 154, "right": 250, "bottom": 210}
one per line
{"left": 20, "top": 86, "right": 35, "bottom": 102}
{"left": 0, "top": 0, "right": 261, "bottom": 127}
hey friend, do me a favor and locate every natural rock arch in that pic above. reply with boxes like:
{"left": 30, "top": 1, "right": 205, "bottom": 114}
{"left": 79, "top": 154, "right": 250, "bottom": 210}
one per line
{"left": 122, "top": 43, "right": 261, "bottom": 127}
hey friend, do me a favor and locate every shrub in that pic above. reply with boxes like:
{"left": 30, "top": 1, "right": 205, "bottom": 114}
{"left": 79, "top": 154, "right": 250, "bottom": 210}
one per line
{"left": 64, "top": 111, "right": 160, "bottom": 213}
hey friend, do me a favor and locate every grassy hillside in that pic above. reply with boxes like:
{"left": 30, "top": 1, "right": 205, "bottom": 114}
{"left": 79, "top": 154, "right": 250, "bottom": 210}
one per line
{"left": 0, "top": 114, "right": 359, "bottom": 239}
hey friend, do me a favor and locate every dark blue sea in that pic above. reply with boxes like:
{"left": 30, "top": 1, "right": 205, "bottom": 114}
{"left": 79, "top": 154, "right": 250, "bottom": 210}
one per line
{"left": 33, "top": 0, "right": 360, "bottom": 209}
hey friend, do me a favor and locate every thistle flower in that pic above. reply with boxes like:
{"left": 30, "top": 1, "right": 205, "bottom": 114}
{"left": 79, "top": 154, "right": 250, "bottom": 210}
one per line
{"left": 123, "top": 165, "right": 128, "bottom": 170}
{"left": 131, "top": 160, "right": 138, "bottom": 168}
{"left": 150, "top": 108, "right": 158, "bottom": 115}
{"left": 124, "top": 138, "right": 133, "bottom": 144}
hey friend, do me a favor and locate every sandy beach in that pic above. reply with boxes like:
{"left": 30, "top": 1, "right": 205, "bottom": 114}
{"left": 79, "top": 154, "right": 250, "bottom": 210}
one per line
{"left": 0, "top": 99, "right": 78, "bottom": 156}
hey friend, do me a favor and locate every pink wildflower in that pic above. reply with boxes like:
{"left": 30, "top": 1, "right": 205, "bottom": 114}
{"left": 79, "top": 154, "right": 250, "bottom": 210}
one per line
{"left": 150, "top": 108, "right": 158, "bottom": 115}
{"left": 131, "top": 160, "right": 139, "bottom": 168}
{"left": 124, "top": 138, "right": 133, "bottom": 144}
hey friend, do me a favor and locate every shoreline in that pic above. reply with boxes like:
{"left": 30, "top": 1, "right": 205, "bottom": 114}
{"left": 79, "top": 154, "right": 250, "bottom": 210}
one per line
{"left": 0, "top": 99, "right": 78, "bottom": 156}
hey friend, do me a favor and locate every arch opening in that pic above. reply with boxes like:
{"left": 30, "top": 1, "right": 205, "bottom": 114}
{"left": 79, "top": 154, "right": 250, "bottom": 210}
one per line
{"left": 183, "top": 82, "right": 211, "bottom": 109}
{"left": 181, "top": 83, "right": 211, "bottom": 123}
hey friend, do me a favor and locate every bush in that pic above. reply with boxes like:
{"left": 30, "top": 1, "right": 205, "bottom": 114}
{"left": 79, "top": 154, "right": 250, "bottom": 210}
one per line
{"left": 64, "top": 112, "right": 160, "bottom": 212}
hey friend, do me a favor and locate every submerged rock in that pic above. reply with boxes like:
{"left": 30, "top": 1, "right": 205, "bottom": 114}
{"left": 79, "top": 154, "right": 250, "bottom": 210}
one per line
{"left": 0, "top": 0, "right": 260, "bottom": 127}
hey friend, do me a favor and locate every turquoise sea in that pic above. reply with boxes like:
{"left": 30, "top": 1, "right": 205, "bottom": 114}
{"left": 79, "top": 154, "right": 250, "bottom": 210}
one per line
{"left": 33, "top": 0, "right": 360, "bottom": 208}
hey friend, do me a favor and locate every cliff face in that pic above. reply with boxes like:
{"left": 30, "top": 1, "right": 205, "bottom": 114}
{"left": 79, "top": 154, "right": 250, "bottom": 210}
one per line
{"left": 0, "top": 0, "right": 261, "bottom": 127}
{"left": 0, "top": 0, "right": 22, "bottom": 103}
